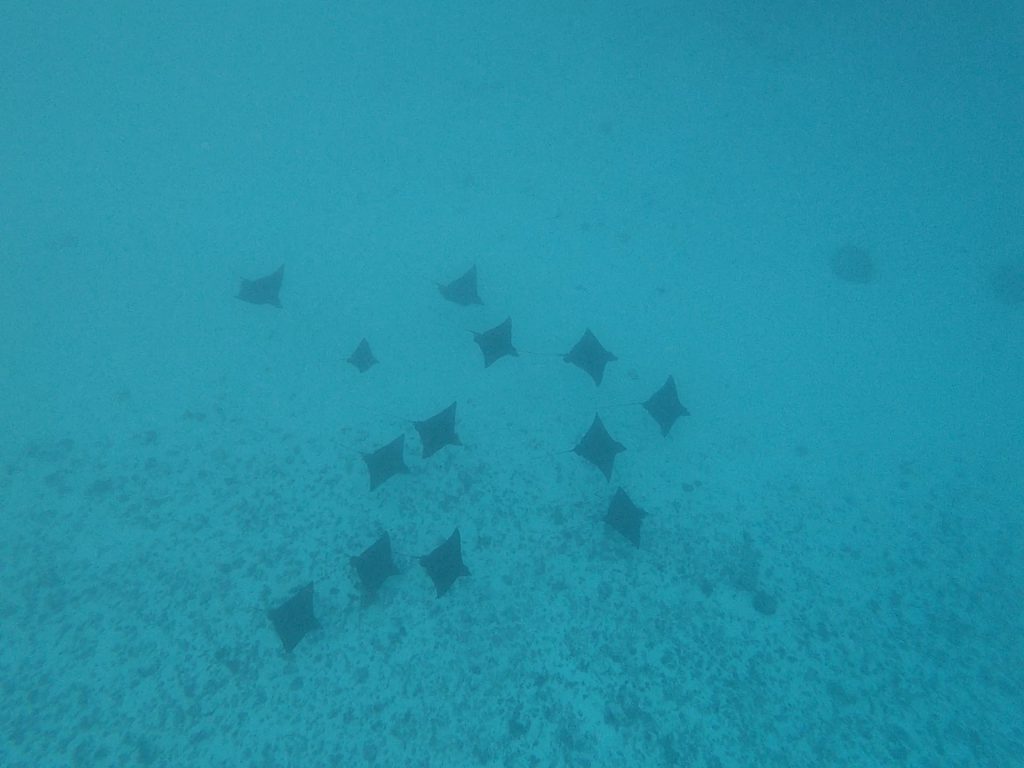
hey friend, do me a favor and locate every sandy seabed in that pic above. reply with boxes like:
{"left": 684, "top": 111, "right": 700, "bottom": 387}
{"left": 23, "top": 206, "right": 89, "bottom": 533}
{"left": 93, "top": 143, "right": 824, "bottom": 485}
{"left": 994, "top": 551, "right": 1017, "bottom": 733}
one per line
{"left": 2, "top": 376, "right": 1020, "bottom": 768}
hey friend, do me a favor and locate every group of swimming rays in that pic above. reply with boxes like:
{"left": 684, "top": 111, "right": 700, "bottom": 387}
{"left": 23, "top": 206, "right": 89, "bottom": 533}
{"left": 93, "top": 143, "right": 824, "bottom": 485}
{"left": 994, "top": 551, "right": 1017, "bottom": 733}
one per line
{"left": 238, "top": 264, "right": 689, "bottom": 653}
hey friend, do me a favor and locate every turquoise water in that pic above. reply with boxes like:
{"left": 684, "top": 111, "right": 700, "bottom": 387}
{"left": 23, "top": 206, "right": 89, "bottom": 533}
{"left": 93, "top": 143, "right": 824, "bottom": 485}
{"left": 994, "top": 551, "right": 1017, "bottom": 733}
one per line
{"left": 1, "top": 2, "right": 1021, "bottom": 766}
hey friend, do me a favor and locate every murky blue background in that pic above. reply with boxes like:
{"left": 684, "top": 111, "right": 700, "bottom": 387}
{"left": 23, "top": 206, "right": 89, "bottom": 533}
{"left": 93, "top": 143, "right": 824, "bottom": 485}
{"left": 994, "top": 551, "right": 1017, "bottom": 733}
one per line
{"left": 2, "top": 2, "right": 1021, "bottom": 766}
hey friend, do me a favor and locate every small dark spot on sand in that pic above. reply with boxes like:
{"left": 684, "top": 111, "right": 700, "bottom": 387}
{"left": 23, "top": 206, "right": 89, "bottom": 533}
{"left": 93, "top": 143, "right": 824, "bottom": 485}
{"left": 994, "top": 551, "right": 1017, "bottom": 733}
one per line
{"left": 830, "top": 245, "right": 875, "bottom": 284}
{"left": 752, "top": 590, "right": 778, "bottom": 615}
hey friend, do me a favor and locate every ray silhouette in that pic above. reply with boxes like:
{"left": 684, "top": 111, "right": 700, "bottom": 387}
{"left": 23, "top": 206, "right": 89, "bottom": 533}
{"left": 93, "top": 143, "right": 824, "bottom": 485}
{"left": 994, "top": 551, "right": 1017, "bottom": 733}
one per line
{"left": 351, "top": 532, "right": 399, "bottom": 598}
{"left": 268, "top": 582, "right": 319, "bottom": 652}
{"left": 414, "top": 402, "right": 461, "bottom": 459}
{"left": 439, "top": 265, "right": 483, "bottom": 306}
{"left": 643, "top": 376, "right": 689, "bottom": 436}
{"left": 473, "top": 317, "right": 518, "bottom": 368}
{"left": 573, "top": 413, "right": 625, "bottom": 481}
{"left": 420, "top": 528, "right": 469, "bottom": 597}
{"left": 237, "top": 264, "right": 283, "bottom": 307}
{"left": 605, "top": 488, "right": 645, "bottom": 547}
{"left": 362, "top": 435, "right": 409, "bottom": 491}
{"left": 348, "top": 338, "right": 378, "bottom": 373}
{"left": 564, "top": 329, "right": 617, "bottom": 385}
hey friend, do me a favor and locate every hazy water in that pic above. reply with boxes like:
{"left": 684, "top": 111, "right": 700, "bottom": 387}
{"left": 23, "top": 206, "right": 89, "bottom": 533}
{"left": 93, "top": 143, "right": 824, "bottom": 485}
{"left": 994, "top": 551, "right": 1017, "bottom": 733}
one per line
{"left": 1, "top": 3, "right": 1021, "bottom": 766}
